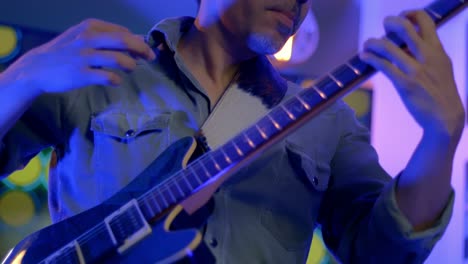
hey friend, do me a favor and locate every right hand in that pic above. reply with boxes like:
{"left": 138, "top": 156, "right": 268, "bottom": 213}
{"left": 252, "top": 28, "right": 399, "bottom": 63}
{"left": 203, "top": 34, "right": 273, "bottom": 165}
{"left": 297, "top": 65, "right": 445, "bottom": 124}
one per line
{"left": 2, "top": 18, "right": 156, "bottom": 94}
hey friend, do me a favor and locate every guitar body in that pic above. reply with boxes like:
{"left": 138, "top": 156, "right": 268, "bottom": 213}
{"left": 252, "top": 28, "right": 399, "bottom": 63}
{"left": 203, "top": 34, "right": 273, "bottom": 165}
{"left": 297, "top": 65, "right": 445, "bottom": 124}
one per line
{"left": 3, "top": 137, "right": 214, "bottom": 264}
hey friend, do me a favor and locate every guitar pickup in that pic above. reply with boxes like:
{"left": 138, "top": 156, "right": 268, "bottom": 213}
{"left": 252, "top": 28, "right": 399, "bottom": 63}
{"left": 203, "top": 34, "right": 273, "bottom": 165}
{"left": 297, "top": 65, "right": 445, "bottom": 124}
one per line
{"left": 104, "top": 199, "right": 152, "bottom": 254}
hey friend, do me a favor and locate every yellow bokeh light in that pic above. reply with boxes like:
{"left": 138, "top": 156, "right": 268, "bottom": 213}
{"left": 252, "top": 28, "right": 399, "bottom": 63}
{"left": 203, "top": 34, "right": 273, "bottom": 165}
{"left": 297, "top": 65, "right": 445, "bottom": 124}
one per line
{"left": 0, "top": 25, "right": 18, "bottom": 57}
{"left": 344, "top": 90, "right": 371, "bottom": 117}
{"left": 5, "top": 156, "right": 42, "bottom": 188}
{"left": 274, "top": 36, "right": 294, "bottom": 62}
{"left": 0, "top": 191, "right": 35, "bottom": 226}
{"left": 306, "top": 229, "right": 328, "bottom": 264}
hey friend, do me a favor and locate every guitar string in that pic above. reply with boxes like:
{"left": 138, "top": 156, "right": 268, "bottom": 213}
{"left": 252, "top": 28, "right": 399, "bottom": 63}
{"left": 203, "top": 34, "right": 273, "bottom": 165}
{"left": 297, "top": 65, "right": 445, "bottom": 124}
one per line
{"left": 43, "top": 47, "right": 375, "bottom": 259}
{"left": 43, "top": 75, "right": 332, "bottom": 261}
{"left": 46, "top": 136, "right": 256, "bottom": 262}
{"left": 49, "top": 123, "right": 276, "bottom": 261}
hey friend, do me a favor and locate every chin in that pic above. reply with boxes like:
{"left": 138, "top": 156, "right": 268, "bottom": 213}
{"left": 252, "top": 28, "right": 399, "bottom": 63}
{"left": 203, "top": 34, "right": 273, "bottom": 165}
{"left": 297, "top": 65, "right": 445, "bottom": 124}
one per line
{"left": 247, "top": 33, "right": 288, "bottom": 55}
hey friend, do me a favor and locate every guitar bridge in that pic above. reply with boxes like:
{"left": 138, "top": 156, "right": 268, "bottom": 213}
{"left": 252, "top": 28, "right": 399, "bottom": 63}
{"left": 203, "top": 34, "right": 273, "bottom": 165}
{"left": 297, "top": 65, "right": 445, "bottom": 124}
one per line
{"left": 104, "top": 199, "right": 152, "bottom": 254}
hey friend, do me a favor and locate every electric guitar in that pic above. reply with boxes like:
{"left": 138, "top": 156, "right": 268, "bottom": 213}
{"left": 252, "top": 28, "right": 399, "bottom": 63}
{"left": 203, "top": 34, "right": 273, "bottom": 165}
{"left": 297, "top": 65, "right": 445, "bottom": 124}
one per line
{"left": 3, "top": 1, "right": 467, "bottom": 263}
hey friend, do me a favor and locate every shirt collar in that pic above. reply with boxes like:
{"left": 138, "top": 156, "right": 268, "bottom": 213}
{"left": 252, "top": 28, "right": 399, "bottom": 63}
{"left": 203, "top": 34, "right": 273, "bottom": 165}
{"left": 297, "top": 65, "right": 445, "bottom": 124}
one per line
{"left": 147, "top": 17, "right": 287, "bottom": 108}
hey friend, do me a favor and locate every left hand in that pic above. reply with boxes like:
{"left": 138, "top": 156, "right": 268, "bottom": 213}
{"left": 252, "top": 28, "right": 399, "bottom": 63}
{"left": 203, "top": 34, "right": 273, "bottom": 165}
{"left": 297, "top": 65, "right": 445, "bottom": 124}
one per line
{"left": 360, "top": 10, "right": 465, "bottom": 141}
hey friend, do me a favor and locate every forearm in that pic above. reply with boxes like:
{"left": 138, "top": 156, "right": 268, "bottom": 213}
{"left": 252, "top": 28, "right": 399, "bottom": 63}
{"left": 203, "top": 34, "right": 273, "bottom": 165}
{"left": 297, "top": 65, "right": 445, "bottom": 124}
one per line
{"left": 0, "top": 73, "right": 42, "bottom": 139}
{"left": 396, "top": 129, "right": 460, "bottom": 231}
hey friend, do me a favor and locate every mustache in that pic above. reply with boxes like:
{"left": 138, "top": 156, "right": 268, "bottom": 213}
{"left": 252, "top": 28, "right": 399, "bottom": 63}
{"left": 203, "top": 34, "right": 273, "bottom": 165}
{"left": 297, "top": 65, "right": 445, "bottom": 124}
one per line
{"left": 266, "top": 2, "right": 303, "bottom": 32}
{"left": 268, "top": 2, "right": 300, "bottom": 14}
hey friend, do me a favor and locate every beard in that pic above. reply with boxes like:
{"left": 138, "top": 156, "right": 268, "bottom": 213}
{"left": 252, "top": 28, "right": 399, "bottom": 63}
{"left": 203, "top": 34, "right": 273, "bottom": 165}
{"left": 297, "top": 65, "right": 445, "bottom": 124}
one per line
{"left": 246, "top": 22, "right": 297, "bottom": 55}
{"left": 246, "top": 33, "right": 287, "bottom": 55}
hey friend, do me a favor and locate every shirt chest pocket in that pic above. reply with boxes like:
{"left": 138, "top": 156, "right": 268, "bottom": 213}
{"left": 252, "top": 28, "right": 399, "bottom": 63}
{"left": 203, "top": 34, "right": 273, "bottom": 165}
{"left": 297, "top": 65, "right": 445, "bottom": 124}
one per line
{"left": 90, "top": 110, "right": 172, "bottom": 198}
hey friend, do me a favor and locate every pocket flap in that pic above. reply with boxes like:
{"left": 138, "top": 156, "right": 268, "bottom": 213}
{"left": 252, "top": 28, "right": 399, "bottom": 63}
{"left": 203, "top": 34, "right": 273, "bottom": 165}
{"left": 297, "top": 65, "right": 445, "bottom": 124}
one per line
{"left": 90, "top": 110, "right": 171, "bottom": 140}
{"left": 285, "top": 140, "right": 329, "bottom": 191}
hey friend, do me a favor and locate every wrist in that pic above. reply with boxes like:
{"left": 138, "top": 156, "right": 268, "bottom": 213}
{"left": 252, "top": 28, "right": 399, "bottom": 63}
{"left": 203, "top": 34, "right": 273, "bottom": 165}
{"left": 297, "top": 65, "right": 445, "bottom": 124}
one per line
{"left": 0, "top": 70, "right": 43, "bottom": 100}
{"left": 423, "top": 113, "right": 465, "bottom": 147}
{"left": 421, "top": 126, "right": 461, "bottom": 155}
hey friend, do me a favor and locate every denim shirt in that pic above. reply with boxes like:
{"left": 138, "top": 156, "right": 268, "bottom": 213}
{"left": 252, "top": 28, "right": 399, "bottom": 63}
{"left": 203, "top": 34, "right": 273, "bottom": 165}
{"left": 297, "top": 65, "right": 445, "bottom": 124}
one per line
{"left": 0, "top": 17, "right": 453, "bottom": 263}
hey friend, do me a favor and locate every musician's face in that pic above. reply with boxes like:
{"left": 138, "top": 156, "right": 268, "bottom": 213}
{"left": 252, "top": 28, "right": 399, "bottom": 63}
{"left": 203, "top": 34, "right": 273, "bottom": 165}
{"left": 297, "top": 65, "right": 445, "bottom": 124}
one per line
{"left": 199, "top": 0, "right": 311, "bottom": 54}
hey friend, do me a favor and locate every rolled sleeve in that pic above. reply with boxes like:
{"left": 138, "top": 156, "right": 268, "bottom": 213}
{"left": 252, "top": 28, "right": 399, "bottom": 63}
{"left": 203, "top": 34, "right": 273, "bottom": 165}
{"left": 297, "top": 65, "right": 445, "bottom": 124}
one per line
{"left": 371, "top": 175, "right": 454, "bottom": 253}
{"left": 318, "top": 103, "right": 452, "bottom": 264}
{"left": 0, "top": 92, "right": 69, "bottom": 179}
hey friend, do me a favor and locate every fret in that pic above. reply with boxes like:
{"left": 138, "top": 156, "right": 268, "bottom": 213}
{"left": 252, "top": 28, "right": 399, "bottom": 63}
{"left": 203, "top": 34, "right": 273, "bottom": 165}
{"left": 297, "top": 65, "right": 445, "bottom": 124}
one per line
{"left": 282, "top": 97, "right": 305, "bottom": 119}
{"left": 213, "top": 150, "right": 232, "bottom": 170}
{"left": 316, "top": 72, "right": 353, "bottom": 98}
{"left": 220, "top": 147, "right": 233, "bottom": 164}
{"left": 333, "top": 64, "right": 363, "bottom": 88}
{"left": 243, "top": 132, "right": 256, "bottom": 148}
{"left": 232, "top": 134, "right": 255, "bottom": 155}
{"left": 219, "top": 141, "right": 241, "bottom": 163}
{"left": 168, "top": 182, "right": 182, "bottom": 200}
{"left": 142, "top": 200, "right": 155, "bottom": 218}
{"left": 191, "top": 163, "right": 209, "bottom": 182}
{"left": 149, "top": 192, "right": 162, "bottom": 213}
{"left": 201, "top": 154, "right": 222, "bottom": 178}
{"left": 328, "top": 73, "right": 344, "bottom": 88}
{"left": 295, "top": 94, "right": 311, "bottom": 110}
{"left": 425, "top": 7, "right": 442, "bottom": 19}
{"left": 255, "top": 124, "right": 268, "bottom": 139}
{"left": 349, "top": 55, "right": 373, "bottom": 76}
{"left": 173, "top": 180, "right": 185, "bottom": 197}
{"left": 247, "top": 124, "right": 268, "bottom": 145}
{"left": 176, "top": 176, "right": 192, "bottom": 194}
{"left": 183, "top": 172, "right": 194, "bottom": 189}
{"left": 158, "top": 190, "right": 169, "bottom": 208}
{"left": 346, "top": 62, "right": 361, "bottom": 75}
{"left": 232, "top": 140, "right": 244, "bottom": 156}
{"left": 312, "top": 85, "right": 328, "bottom": 99}
{"left": 189, "top": 165, "right": 203, "bottom": 185}
{"left": 166, "top": 187, "right": 177, "bottom": 203}
{"left": 280, "top": 104, "right": 296, "bottom": 120}
{"left": 198, "top": 161, "right": 212, "bottom": 178}
{"left": 209, "top": 153, "right": 222, "bottom": 171}
{"left": 271, "top": 105, "right": 297, "bottom": 129}
{"left": 267, "top": 114, "right": 282, "bottom": 130}
{"left": 301, "top": 87, "right": 326, "bottom": 108}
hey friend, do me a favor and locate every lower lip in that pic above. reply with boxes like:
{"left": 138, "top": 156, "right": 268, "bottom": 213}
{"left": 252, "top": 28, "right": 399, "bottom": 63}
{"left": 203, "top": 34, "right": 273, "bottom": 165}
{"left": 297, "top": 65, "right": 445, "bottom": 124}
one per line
{"left": 269, "top": 10, "right": 294, "bottom": 28}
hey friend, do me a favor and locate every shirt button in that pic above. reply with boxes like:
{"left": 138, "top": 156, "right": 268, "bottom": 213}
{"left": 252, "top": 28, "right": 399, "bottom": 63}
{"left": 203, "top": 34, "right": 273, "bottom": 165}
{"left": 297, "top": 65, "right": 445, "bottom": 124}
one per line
{"left": 209, "top": 238, "right": 218, "bottom": 247}
{"left": 312, "top": 176, "right": 319, "bottom": 186}
{"left": 125, "top": 129, "right": 136, "bottom": 137}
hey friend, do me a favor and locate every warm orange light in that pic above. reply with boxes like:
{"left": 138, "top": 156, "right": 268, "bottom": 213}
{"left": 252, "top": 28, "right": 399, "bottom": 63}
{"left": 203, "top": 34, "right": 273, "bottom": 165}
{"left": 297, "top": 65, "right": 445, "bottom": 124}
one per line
{"left": 274, "top": 36, "right": 294, "bottom": 62}
{"left": 11, "top": 250, "right": 26, "bottom": 264}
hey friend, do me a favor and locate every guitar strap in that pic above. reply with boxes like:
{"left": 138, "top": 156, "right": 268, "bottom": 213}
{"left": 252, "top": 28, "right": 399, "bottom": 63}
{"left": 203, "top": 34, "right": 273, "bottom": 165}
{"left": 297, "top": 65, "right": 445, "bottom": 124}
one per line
{"left": 199, "top": 83, "right": 270, "bottom": 150}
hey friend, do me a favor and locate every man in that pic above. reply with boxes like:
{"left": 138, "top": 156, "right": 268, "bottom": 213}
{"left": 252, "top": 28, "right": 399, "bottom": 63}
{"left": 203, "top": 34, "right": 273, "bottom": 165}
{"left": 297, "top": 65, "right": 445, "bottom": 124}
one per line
{"left": 0, "top": 0, "right": 464, "bottom": 263}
